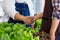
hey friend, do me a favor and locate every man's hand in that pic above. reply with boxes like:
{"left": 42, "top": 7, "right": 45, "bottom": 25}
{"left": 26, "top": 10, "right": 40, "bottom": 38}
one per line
{"left": 23, "top": 16, "right": 34, "bottom": 24}
{"left": 32, "top": 15, "right": 39, "bottom": 22}
{"left": 50, "top": 33, "right": 55, "bottom": 40}
{"left": 32, "top": 16, "right": 38, "bottom": 21}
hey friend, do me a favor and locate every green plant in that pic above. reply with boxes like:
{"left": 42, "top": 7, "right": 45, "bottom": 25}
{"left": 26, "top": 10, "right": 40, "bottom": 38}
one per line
{"left": 0, "top": 22, "right": 39, "bottom": 40}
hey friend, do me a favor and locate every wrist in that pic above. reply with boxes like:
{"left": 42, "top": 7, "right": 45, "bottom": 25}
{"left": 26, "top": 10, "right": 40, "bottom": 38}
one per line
{"left": 21, "top": 16, "right": 25, "bottom": 21}
{"left": 35, "top": 15, "right": 39, "bottom": 20}
{"left": 50, "top": 31, "right": 55, "bottom": 36}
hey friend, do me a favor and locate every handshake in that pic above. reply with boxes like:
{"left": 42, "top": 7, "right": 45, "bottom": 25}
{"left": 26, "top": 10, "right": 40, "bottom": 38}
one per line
{"left": 23, "top": 16, "right": 38, "bottom": 24}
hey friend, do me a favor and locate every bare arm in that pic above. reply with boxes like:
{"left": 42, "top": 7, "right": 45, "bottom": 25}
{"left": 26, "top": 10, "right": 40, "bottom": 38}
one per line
{"left": 50, "top": 0, "right": 60, "bottom": 40}
{"left": 14, "top": 13, "right": 25, "bottom": 21}
{"left": 50, "top": 0, "right": 60, "bottom": 35}
{"left": 35, "top": 13, "right": 43, "bottom": 19}
{"left": 14, "top": 13, "right": 33, "bottom": 24}
{"left": 50, "top": 18, "right": 59, "bottom": 35}
{"left": 33, "top": 13, "right": 43, "bottom": 21}
{"left": 50, "top": 18, "right": 59, "bottom": 40}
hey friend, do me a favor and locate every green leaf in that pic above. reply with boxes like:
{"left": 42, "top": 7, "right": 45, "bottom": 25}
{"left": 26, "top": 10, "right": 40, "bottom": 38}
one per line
{"left": 1, "top": 34, "right": 10, "bottom": 40}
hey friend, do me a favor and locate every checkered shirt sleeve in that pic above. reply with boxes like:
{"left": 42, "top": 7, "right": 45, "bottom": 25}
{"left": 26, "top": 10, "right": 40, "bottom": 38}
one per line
{"left": 52, "top": 0, "right": 60, "bottom": 19}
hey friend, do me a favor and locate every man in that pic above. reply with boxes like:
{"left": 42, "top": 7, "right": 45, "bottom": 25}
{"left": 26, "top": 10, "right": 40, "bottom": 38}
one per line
{"left": 3, "top": 0, "right": 35, "bottom": 27}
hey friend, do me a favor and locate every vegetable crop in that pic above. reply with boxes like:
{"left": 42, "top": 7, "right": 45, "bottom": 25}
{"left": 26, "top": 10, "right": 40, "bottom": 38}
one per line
{"left": 0, "top": 22, "right": 39, "bottom": 40}
{"left": 35, "top": 19, "right": 42, "bottom": 30}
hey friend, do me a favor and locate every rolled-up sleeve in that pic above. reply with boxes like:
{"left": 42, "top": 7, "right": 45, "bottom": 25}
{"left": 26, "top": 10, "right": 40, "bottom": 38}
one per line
{"left": 3, "top": 0, "right": 19, "bottom": 19}
{"left": 52, "top": 0, "right": 60, "bottom": 19}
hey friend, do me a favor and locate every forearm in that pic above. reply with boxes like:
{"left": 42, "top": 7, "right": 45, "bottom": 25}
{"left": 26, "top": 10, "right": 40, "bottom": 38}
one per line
{"left": 50, "top": 18, "right": 60, "bottom": 35}
{"left": 14, "top": 13, "right": 25, "bottom": 21}
{"left": 36, "top": 13, "right": 43, "bottom": 19}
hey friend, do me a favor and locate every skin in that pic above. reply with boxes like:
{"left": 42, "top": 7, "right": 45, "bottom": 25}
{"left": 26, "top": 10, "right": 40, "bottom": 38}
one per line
{"left": 14, "top": 13, "right": 34, "bottom": 24}
{"left": 32, "top": 13, "right": 43, "bottom": 21}
{"left": 32, "top": 13, "right": 60, "bottom": 40}
{"left": 50, "top": 18, "right": 60, "bottom": 40}
{"left": 14, "top": 12, "right": 43, "bottom": 25}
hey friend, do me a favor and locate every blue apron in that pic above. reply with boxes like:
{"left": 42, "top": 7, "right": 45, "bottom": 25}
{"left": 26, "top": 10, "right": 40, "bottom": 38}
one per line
{"left": 8, "top": 2, "right": 31, "bottom": 27}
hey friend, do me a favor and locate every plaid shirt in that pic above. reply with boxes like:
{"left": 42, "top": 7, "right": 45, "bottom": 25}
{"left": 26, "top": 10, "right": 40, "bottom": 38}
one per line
{"left": 52, "top": 0, "right": 60, "bottom": 19}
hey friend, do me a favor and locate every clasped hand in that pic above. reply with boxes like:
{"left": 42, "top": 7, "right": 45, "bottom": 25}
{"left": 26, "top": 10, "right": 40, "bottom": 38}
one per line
{"left": 23, "top": 16, "right": 37, "bottom": 24}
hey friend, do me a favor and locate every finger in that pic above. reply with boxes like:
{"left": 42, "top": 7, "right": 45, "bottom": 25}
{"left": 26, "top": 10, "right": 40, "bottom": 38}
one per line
{"left": 27, "top": 18, "right": 33, "bottom": 22}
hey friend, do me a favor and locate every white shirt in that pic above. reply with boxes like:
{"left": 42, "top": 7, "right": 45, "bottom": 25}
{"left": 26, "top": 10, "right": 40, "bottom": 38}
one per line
{"left": 3, "top": 0, "right": 35, "bottom": 18}
{"left": 0, "top": 5, "right": 4, "bottom": 22}
{"left": 0, "top": 5, "right": 9, "bottom": 22}
{"left": 0, "top": 5, "right": 4, "bottom": 17}
{"left": 40, "top": 0, "right": 45, "bottom": 13}
{"left": 0, "top": 0, "right": 35, "bottom": 22}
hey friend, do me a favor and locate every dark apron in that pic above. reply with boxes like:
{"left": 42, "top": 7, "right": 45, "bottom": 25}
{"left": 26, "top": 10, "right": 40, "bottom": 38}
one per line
{"left": 8, "top": 2, "right": 31, "bottom": 27}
